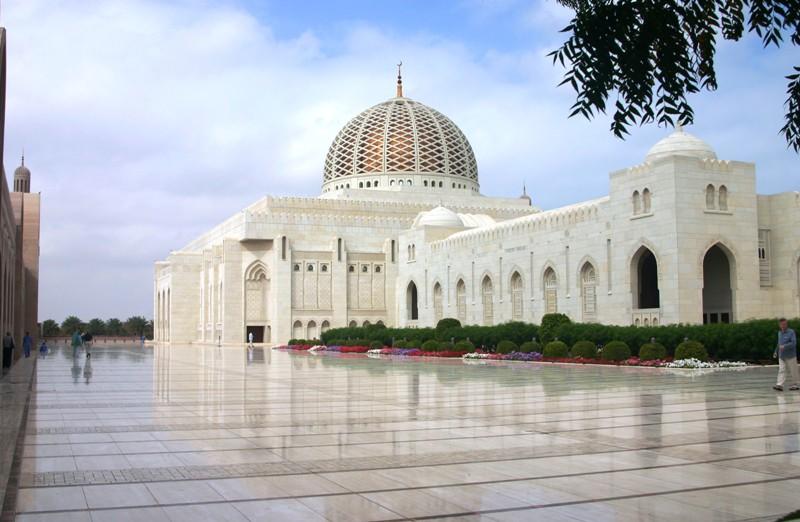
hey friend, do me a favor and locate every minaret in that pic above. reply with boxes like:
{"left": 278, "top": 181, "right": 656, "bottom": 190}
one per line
{"left": 519, "top": 183, "right": 531, "bottom": 206}
{"left": 13, "top": 152, "right": 30, "bottom": 193}
{"left": 396, "top": 61, "right": 403, "bottom": 98}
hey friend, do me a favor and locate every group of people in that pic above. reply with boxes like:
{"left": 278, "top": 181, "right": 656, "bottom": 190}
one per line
{"left": 2, "top": 331, "right": 49, "bottom": 370}
{"left": 71, "top": 330, "right": 93, "bottom": 358}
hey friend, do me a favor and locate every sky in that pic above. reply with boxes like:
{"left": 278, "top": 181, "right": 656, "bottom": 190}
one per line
{"left": 3, "top": 0, "right": 797, "bottom": 323}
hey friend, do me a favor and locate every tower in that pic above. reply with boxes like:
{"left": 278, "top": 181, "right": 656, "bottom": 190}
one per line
{"left": 13, "top": 154, "right": 30, "bottom": 193}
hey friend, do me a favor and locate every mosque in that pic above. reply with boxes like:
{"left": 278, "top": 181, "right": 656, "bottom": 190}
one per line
{"left": 154, "top": 71, "right": 800, "bottom": 345}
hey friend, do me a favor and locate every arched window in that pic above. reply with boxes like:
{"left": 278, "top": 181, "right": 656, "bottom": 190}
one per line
{"left": 433, "top": 283, "right": 443, "bottom": 322}
{"left": 581, "top": 263, "right": 597, "bottom": 321}
{"left": 348, "top": 320, "right": 357, "bottom": 328}
{"left": 642, "top": 188, "right": 651, "bottom": 213}
{"left": 456, "top": 279, "right": 467, "bottom": 322}
{"left": 390, "top": 179, "right": 395, "bottom": 186}
{"left": 439, "top": 181, "right": 443, "bottom": 187}
{"left": 292, "top": 320, "right": 303, "bottom": 340}
{"left": 632, "top": 191, "right": 641, "bottom": 215}
{"left": 366, "top": 181, "right": 371, "bottom": 188}
{"left": 632, "top": 247, "right": 660, "bottom": 309}
{"left": 407, "top": 179, "right": 412, "bottom": 186}
{"left": 424, "top": 180, "right": 428, "bottom": 187}
{"left": 362, "top": 320, "right": 371, "bottom": 327}
{"left": 359, "top": 182, "right": 363, "bottom": 188}
{"left": 482, "top": 276, "right": 494, "bottom": 326}
{"left": 718, "top": 185, "right": 728, "bottom": 211}
{"left": 407, "top": 281, "right": 419, "bottom": 320}
{"left": 706, "top": 184, "right": 716, "bottom": 209}
{"left": 320, "top": 320, "right": 330, "bottom": 334}
{"left": 307, "top": 320, "right": 317, "bottom": 339}
{"left": 374, "top": 181, "right": 379, "bottom": 187}
{"left": 510, "top": 272, "right": 523, "bottom": 321}
{"left": 407, "top": 245, "right": 412, "bottom": 260}
{"left": 702, "top": 244, "right": 734, "bottom": 324}
{"left": 544, "top": 267, "right": 558, "bottom": 314}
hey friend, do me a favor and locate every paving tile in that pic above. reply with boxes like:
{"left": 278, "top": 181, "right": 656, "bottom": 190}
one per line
{"left": 16, "top": 486, "right": 87, "bottom": 512}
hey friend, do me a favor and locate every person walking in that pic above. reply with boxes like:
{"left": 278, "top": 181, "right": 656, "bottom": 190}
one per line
{"left": 22, "top": 331, "right": 33, "bottom": 358}
{"left": 39, "top": 339, "right": 48, "bottom": 357}
{"left": 248, "top": 331, "right": 254, "bottom": 348}
{"left": 2, "top": 332, "right": 14, "bottom": 370}
{"left": 82, "top": 332, "right": 93, "bottom": 358}
{"left": 774, "top": 318, "right": 798, "bottom": 391}
{"left": 71, "top": 330, "right": 82, "bottom": 358}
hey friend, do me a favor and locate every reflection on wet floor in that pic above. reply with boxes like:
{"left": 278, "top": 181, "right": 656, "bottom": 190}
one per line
{"left": 13, "top": 343, "right": 800, "bottom": 521}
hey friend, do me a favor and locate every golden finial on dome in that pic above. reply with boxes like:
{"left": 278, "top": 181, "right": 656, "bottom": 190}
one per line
{"left": 396, "top": 61, "right": 403, "bottom": 97}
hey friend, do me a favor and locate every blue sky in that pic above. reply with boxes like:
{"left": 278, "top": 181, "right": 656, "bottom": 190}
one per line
{"left": 3, "top": 0, "right": 797, "bottom": 322}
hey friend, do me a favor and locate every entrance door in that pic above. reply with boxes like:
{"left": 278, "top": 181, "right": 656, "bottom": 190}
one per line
{"left": 246, "top": 326, "right": 265, "bottom": 343}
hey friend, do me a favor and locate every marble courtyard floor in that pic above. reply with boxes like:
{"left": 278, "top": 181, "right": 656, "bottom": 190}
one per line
{"left": 11, "top": 343, "right": 800, "bottom": 521}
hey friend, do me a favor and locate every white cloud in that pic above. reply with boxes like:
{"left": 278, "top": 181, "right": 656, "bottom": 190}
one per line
{"left": 3, "top": 0, "right": 796, "bottom": 322}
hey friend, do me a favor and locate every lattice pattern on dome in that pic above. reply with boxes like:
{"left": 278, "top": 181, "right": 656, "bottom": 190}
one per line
{"left": 323, "top": 97, "right": 479, "bottom": 184}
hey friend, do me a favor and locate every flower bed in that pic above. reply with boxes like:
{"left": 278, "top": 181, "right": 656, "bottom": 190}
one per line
{"left": 664, "top": 358, "right": 747, "bottom": 369}
{"left": 274, "top": 344, "right": 314, "bottom": 351}
{"left": 324, "top": 345, "right": 370, "bottom": 353}
{"left": 462, "top": 351, "right": 543, "bottom": 361}
{"left": 367, "top": 347, "right": 422, "bottom": 356}
{"left": 277, "top": 344, "right": 749, "bottom": 370}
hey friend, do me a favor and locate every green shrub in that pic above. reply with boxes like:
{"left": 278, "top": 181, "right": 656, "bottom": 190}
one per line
{"left": 540, "top": 313, "right": 572, "bottom": 342}
{"left": 497, "top": 340, "right": 518, "bottom": 354}
{"left": 639, "top": 342, "right": 667, "bottom": 361}
{"left": 436, "top": 318, "right": 461, "bottom": 332}
{"left": 675, "top": 340, "right": 708, "bottom": 361}
{"left": 571, "top": 341, "right": 597, "bottom": 359}
{"left": 519, "top": 341, "right": 541, "bottom": 353}
{"left": 406, "top": 339, "right": 422, "bottom": 349}
{"left": 455, "top": 340, "right": 475, "bottom": 351}
{"left": 319, "top": 318, "right": 799, "bottom": 363}
{"left": 421, "top": 340, "right": 440, "bottom": 351}
{"left": 543, "top": 341, "right": 569, "bottom": 358}
{"left": 369, "top": 340, "right": 384, "bottom": 350}
{"left": 393, "top": 340, "right": 407, "bottom": 349}
{"left": 601, "top": 341, "right": 631, "bottom": 361}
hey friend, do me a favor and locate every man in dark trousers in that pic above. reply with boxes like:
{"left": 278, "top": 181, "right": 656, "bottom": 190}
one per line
{"left": 2, "top": 332, "right": 15, "bottom": 370}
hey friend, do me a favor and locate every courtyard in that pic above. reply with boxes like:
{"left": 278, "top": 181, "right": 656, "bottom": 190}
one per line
{"left": 12, "top": 343, "right": 800, "bottom": 521}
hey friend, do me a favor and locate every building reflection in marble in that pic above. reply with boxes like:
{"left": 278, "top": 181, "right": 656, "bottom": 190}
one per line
{"left": 13, "top": 343, "right": 800, "bottom": 521}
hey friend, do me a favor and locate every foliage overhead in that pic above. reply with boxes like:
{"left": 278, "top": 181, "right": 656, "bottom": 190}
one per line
{"left": 552, "top": 0, "right": 800, "bottom": 151}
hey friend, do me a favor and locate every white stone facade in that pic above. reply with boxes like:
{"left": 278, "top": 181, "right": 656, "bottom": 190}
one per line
{"left": 154, "top": 91, "right": 800, "bottom": 345}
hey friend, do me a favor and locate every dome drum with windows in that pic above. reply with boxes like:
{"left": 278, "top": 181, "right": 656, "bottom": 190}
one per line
{"left": 322, "top": 70, "right": 479, "bottom": 194}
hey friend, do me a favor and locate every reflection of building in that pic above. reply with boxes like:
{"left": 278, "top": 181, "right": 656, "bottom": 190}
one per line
{"left": 155, "top": 72, "right": 800, "bottom": 345}
{"left": 0, "top": 27, "right": 42, "bottom": 353}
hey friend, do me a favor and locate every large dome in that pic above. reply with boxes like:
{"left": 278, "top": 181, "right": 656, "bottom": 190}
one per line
{"left": 646, "top": 127, "right": 717, "bottom": 162}
{"left": 322, "top": 94, "right": 479, "bottom": 193}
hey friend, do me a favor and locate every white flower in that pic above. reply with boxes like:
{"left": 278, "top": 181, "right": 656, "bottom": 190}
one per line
{"left": 665, "top": 358, "right": 747, "bottom": 369}
{"left": 462, "top": 352, "right": 491, "bottom": 359}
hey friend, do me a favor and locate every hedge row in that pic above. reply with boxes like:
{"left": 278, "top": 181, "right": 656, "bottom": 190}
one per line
{"left": 320, "top": 316, "right": 797, "bottom": 362}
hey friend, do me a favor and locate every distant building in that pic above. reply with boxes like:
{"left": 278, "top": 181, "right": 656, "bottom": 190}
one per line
{"left": 0, "top": 27, "right": 42, "bottom": 360}
{"left": 155, "top": 72, "right": 799, "bottom": 345}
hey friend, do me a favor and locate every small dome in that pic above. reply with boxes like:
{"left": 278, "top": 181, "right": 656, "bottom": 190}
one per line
{"left": 646, "top": 127, "right": 716, "bottom": 162}
{"left": 417, "top": 206, "right": 463, "bottom": 228}
{"left": 14, "top": 162, "right": 30, "bottom": 179}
